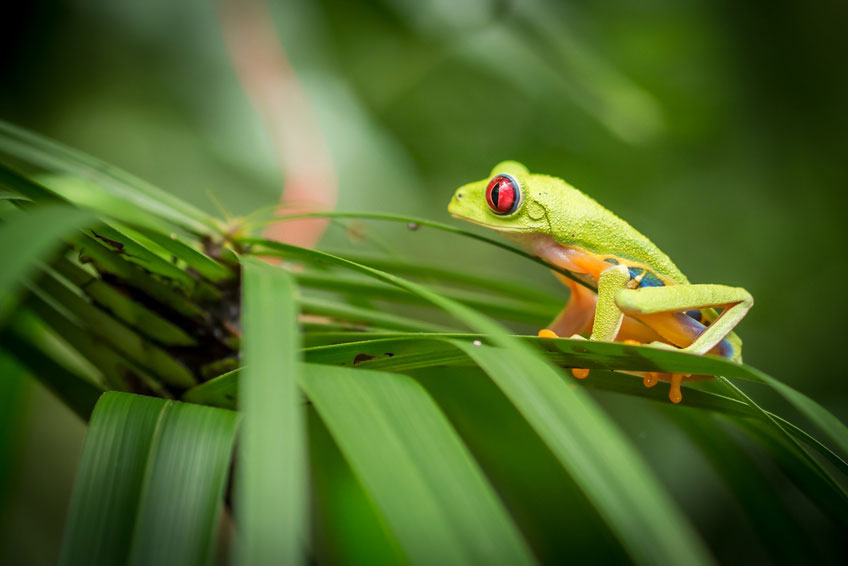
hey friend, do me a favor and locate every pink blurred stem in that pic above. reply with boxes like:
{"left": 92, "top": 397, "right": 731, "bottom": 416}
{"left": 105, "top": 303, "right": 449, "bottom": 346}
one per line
{"left": 219, "top": 0, "right": 337, "bottom": 249}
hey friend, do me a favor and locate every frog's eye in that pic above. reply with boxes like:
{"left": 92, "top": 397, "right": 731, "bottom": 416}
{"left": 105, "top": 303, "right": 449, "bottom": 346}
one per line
{"left": 485, "top": 174, "right": 520, "bottom": 215}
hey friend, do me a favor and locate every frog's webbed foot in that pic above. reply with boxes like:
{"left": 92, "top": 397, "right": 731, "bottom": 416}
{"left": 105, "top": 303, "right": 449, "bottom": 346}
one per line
{"left": 539, "top": 331, "right": 690, "bottom": 402}
{"left": 619, "top": 340, "right": 693, "bottom": 403}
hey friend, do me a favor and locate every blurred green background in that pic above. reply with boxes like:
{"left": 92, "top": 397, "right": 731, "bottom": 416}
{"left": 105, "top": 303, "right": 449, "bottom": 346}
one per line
{"left": 2, "top": 0, "right": 847, "bottom": 562}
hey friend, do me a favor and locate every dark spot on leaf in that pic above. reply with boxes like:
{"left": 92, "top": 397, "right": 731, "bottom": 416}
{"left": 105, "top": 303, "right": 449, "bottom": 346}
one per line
{"left": 353, "top": 353, "right": 377, "bottom": 365}
{"left": 385, "top": 352, "right": 394, "bottom": 357}
{"left": 92, "top": 230, "right": 125, "bottom": 252}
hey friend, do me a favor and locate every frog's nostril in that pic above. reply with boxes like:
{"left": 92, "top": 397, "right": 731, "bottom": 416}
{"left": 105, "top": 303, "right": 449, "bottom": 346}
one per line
{"left": 456, "top": 192, "right": 463, "bottom": 199}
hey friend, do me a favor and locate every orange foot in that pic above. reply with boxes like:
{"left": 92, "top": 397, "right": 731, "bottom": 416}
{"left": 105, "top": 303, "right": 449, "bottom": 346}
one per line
{"left": 643, "top": 372, "right": 660, "bottom": 388}
{"left": 638, "top": 372, "right": 689, "bottom": 402}
{"left": 571, "top": 368, "right": 590, "bottom": 379}
{"left": 537, "top": 329, "right": 592, "bottom": 380}
{"left": 668, "top": 373, "right": 685, "bottom": 404}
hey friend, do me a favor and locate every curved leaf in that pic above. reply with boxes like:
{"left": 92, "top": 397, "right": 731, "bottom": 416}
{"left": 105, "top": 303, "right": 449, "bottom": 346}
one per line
{"left": 242, "top": 239, "right": 714, "bottom": 565}
{"left": 302, "top": 364, "right": 536, "bottom": 565}
{"left": 0, "top": 204, "right": 93, "bottom": 322}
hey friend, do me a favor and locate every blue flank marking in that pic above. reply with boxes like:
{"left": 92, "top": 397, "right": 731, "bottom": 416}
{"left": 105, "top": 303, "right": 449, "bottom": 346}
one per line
{"left": 627, "top": 267, "right": 644, "bottom": 279}
{"left": 685, "top": 309, "right": 702, "bottom": 321}
{"left": 715, "top": 338, "right": 734, "bottom": 359}
{"left": 640, "top": 270, "right": 664, "bottom": 287}
{"left": 604, "top": 258, "right": 619, "bottom": 265}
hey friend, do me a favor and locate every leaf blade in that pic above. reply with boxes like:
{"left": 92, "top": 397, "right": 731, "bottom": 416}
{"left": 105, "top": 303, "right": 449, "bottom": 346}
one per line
{"left": 59, "top": 392, "right": 167, "bottom": 566}
{"left": 0, "top": 204, "right": 93, "bottom": 322}
{"left": 235, "top": 257, "right": 306, "bottom": 566}
{"left": 128, "top": 401, "right": 239, "bottom": 566}
{"left": 302, "top": 364, "right": 536, "bottom": 565}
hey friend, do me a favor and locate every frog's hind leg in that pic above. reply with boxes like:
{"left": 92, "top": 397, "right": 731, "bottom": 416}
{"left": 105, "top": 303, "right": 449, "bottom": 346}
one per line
{"left": 538, "top": 274, "right": 600, "bottom": 380}
{"left": 614, "top": 284, "right": 752, "bottom": 403}
{"left": 545, "top": 274, "right": 596, "bottom": 337}
{"left": 616, "top": 284, "right": 752, "bottom": 356}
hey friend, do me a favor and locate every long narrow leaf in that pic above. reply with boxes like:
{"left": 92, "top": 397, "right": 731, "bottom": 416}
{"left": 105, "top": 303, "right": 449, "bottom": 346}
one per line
{"left": 182, "top": 331, "right": 848, "bottom": 477}
{"left": 0, "top": 204, "right": 93, "bottom": 321}
{"left": 1, "top": 321, "right": 103, "bottom": 420}
{"left": 128, "top": 401, "right": 238, "bottom": 566}
{"left": 243, "top": 239, "right": 713, "bottom": 564}
{"left": 0, "top": 121, "right": 218, "bottom": 235}
{"left": 52, "top": 257, "right": 196, "bottom": 346}
{"left": 235, "top": 257, "right": 306, "bottom": 566}
{"left": 454, "top": 341, "right": 714, "bottom": 564}
{"left": 59, "top": 392, "right": 166, "bottom": 566}
{"left": 302, "top": 364, "right": 536, "bottom": 565}
{"left": 32, "top": 272, "right": 196, "bottom": 388}
{"left": 60, "top": 392, "right": 238, "bottom": 566}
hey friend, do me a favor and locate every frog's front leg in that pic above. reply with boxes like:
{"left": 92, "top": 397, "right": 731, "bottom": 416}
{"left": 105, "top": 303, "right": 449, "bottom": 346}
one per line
{"left": 615, "top": 284, "right": 753, "bottom": 355}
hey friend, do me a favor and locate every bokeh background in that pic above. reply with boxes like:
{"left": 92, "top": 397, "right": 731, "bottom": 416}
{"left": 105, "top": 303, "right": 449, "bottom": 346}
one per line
{"left": 2, "top": 0, "right": 847, "bottom": 562}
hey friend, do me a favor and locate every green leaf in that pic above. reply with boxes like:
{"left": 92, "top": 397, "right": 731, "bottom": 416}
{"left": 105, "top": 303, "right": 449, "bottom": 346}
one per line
{"left": 235, "top": 257, "right": 306, "bottom": 566}
{"left": 736, "top": 418, "right": 848, "bottom": 526}
{"left": 60, "top": 392, "right": 238, "bottom": 566}
{"left": 300, "top": 295, "right": 459, "bottom": 333}
{"left": 0, "top": 204, "right": 93, "bottom": 322}
{"left": 132, "top": 226, "right": 232, "bottom": 283}
{"left": 301, "top": 364, "right": 536, "bottom": 565}
{"left": 330, "top": 250, "right": 561, "bottom": 305}
{"left": 128, "top": 401, "right": 238, "bottom": 566}
{"left": 0, "top": 121, "right": 219, "bottom": 235}
{"left": 454, "top": 341, "right": 714, "bottom": 565}
{"left": 84, "top": 224, "right": 205, "bottom": 295}
{"left": 1, "top": 320, "right": 102, "bottom": 420}
{"left": 673, "top": 411, "right": 817, "bottom": 563}
{"left": 59, "top": 392, "right": 166, "bottom": 566}
{"left": 249, "top": 211, "right": 593, "bottom": 291}
{"left": 22, "top": 292, "right": 168, "bottom": 394}
{"left": 714, "top": 377, "right": 848, "bottom": 517}
{"left": 295, "top": 270, "right": 557, "bottom": 324}
{"left": 71, "top": 231, "right": 205, "bottom": 319}
{"left": 32, "top": 271, "right": 196, "bottom": 388}
{"left": 182, "top": 331, "right": 848, "bottom": 479}
{"left": 243, "top": 240, "right": 713, "bottom": 564}
{"left": 52, "top": 256, "right": 196, "bottom": 346}
{"left": 182, "top": 368, "right": 239, "bottom": 409}
{"left": 743, "top": 369, "right": 848, "bottom": 463}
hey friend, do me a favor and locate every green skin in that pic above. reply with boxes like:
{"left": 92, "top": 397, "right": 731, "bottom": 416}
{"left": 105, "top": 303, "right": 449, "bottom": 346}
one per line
{"left": 448, "top": 161, "right": 751, "bottom": 363}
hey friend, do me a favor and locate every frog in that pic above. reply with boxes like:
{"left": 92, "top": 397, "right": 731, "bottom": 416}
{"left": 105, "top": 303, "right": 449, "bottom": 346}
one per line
{"left": 447, "top": 161, "right": 753, "bottom": 403}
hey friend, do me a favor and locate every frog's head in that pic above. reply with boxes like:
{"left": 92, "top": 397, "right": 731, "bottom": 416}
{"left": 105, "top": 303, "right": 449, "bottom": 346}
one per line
{"left": 448, "top": 161, "right": 553, "bottom": 235}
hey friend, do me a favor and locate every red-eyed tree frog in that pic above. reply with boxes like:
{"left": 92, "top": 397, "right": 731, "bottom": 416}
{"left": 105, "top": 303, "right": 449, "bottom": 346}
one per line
{"left": 448, "top": 161, "right": 753, "bottom": 403}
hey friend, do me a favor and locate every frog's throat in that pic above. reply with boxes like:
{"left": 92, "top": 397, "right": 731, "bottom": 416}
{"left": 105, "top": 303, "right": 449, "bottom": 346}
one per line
{"left": 448, "top": 213, "right": 532, "bottom": 233}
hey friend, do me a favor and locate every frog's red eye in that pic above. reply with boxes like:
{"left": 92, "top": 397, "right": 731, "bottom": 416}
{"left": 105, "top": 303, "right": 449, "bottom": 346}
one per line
{"left": 485, "top": 174, "right": 520, "bottom": 215}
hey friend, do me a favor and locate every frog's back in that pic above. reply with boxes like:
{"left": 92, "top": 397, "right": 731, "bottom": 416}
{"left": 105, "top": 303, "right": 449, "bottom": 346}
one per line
{"left": 538, "top": 175, "right": 743, "bottom": 362}
{"left": 540, "top": 175, "right": 689, "bottom": 286}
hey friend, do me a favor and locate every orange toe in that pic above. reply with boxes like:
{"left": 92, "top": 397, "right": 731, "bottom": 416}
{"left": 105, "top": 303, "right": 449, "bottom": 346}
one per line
{"left": 643, "top": 372, "right": 659, "bottom": 388}
{"left": 538, "top": 329, "right": 559, "bottom": 338}
{"left": 572, "top": 368, "right": 590, "bottom": 379}
{"left": 669, "top": 374, "right": 684, "bottom": 404}
{"left": 621, "top": 339, "right": 642, "bottom": 346}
